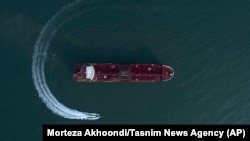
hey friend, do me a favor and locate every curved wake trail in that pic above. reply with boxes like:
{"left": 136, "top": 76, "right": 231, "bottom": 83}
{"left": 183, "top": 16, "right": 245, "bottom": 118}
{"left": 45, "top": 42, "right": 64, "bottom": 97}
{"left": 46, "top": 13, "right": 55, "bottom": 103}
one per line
{"left": 32, "top": 0, "right": 100, "bottom": 120}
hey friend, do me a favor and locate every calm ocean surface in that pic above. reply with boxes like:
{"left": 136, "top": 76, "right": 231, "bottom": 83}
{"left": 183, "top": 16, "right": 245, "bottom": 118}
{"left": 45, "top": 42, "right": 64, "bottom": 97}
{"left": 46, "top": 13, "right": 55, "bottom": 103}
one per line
{"left": 1, "top": 0, "right": 250, "bottom": 140}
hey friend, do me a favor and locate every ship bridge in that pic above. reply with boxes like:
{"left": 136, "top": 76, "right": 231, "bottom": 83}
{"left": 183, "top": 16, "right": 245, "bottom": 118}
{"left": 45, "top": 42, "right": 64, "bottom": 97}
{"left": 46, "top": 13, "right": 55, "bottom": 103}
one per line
{"left": 86, "top": 65, "right": 95, "bottom": 80}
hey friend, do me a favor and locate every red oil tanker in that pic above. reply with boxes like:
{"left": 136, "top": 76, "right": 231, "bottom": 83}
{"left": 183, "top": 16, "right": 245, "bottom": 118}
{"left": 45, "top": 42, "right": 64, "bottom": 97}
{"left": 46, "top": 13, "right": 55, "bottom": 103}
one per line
{"left": 73, "top": 63, "right": 174, "bottom": 82}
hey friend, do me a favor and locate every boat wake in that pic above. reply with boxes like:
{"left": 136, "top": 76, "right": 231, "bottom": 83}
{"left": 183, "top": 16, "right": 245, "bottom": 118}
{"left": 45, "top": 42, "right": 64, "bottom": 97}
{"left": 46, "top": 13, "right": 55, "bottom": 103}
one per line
{"left": 31, "top": 0, "right": 100, "bottom": 120}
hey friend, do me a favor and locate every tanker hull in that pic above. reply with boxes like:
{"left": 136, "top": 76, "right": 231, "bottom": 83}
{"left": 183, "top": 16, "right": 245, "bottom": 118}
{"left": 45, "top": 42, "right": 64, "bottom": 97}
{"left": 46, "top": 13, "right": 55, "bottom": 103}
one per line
{"left": 73, "top": 64, "right": 174, "bottom": 82}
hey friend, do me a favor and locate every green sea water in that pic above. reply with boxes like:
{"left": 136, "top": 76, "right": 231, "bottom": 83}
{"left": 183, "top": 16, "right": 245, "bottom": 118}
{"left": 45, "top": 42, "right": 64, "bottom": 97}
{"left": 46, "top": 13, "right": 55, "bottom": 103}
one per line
{"left": 1, "top": 0, "right": 250, "bottom": 140}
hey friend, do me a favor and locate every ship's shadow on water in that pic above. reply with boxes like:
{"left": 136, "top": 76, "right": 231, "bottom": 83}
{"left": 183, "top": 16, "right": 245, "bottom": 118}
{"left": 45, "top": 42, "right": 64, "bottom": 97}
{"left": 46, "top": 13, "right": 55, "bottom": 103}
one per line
{"left": 51, "top": 39, "right": 161, "bottom": 73}
{"left": 77, "top": 46, "right": 160, "bottom": 64}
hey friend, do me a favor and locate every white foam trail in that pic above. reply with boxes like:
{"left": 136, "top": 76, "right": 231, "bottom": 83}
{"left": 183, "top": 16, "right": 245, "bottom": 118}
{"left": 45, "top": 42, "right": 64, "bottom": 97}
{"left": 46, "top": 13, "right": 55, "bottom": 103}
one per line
{"left": 32, "top": 0, "right": 100, "bottom": 120}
